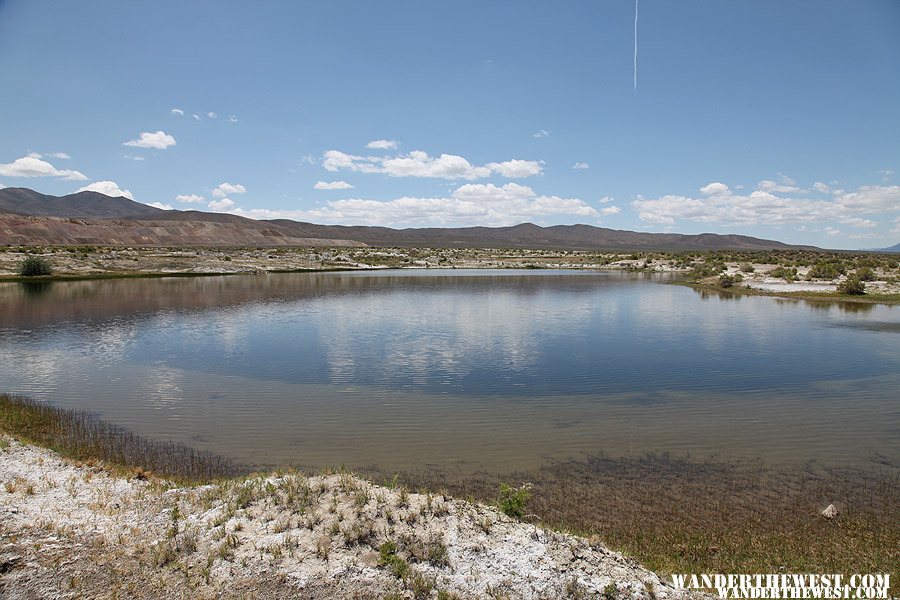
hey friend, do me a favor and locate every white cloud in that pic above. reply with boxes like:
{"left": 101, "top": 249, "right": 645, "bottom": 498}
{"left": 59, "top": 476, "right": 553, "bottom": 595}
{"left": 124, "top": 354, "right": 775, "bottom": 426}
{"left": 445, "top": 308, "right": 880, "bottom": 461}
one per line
{"left": 314, "top": 180, "right": 354, "bottom": 190}
{"left": 824, "top": 226, "right": 841, "bottom": 236}
{"left": 0, "top": 154, "right": 87, "bottom": 180}
{"left": 382, "top": 151, "right": 491, "bottom": 179}
{"left": 171, "top": 108, "right": 184, "bottom": 116}
{"left": 48, "top": 152, "right": 71, "bottom": 160}
{"left": 226, "top": 182, "right": 597, "bottom": 227}
{"left": 813, "top": 181, "right": 831, "bottom": 193}
{"left": 532, "top": 129, "right": 550, "bottom": 138}
{"left": 148, "top": 202, "right": 173, "bottom": 210}
{"left": 212, "top": 182, "right": 246, "bottom": 197}
{"left": 76, "top": 180, "right": 134, "bottom": 200}
{"left": 207, "top": 112, "right": 217, "bottom": 119}
{"left": 123, "top": 154, "right": 145, "bottom": 161}
{"left": 123, "top": 131, "right": 176, "bottom": 149}
{"left": 757, "top": 179, "right": 801, "bottom": 194}
{"left": 176, "top": 194, "right": 205, "bottom": 203}
{"left": 843, "top": 217, "right": 876, "bottom": 228}
{"left": 633, "top": 180, "right": 900, "bottom": 228}
{"left": 366, "top": 139, "right": 398, "bottom": 149}
{"left": 208, "top": 198, "right": 235, "bottom": 211}
{"left": 228, "top": 115, "right": 238, "bottom": 123}
{"left": 599, "top": 196, "right": 614, "bottom": 204}
{"left": 573, "top": 162, "right": 590, "bottom": 169}
{"left": 600, "top": 205, "right": 621, "bottom": 216}
{"left": 486, "top": 159, "right": 543, "bottom": 178}
{"left": 323, "top": 149, "right": 542, "bottom": 180}
{"left": 451, "top": 182, "right": 535, "bottom": 203}
{"left": 322, "top": 150, "right": 380, "bottom": 173}
{"left": 192, "top": 114, "right": 201, "bottom": 121}
{"left": 878, "top": 168, "right": 894, "bottom": 181}
{"left": 699, "top": 182, "right": 730, "bottom": 196}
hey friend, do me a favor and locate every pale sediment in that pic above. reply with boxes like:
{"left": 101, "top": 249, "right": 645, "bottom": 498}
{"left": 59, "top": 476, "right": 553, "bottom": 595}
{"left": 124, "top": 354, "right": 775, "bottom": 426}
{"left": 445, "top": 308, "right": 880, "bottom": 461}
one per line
{"left": 0, "top": 437, "right": 707, "bottom": 599}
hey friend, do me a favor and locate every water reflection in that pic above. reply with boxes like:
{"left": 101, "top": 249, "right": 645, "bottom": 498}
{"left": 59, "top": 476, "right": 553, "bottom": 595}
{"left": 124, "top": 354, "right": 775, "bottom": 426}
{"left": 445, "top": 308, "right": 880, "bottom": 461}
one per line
{"left": 0, "top": 271, "right": 897, "bottom": 471}
{"left": 17, "top": 281, "right": 52, "bottom": 298}
{"left": 693, "top": 287, "right": 877, "bottom": 314}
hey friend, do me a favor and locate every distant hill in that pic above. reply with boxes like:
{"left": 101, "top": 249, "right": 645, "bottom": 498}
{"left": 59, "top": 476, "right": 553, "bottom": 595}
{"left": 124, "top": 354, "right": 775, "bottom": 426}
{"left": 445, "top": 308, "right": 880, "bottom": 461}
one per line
{"left": 874, "top": 243, "right": 900, "bottom": 253}
{"left": 0, "top": 187, "right": 164, "bottom": 219}
{"left": 0, "top": 187, "right": 816, "bottom": 250}
{"left": 0, "top": 213, "right": 364, "bottom": 248}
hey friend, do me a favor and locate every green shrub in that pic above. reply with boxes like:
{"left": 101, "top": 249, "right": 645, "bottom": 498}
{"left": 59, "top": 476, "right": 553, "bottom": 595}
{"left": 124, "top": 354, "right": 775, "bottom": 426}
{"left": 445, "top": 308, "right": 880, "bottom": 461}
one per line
{"left": 18, "top": 256, "right": 52, "bottom": 277}
{"left": 497, "top": 483, "right": 530, "bottom": 518}
{"left": 838, "top": 276, "right": 865, "bottom": 295}
{"left": 718, "top": 273, "right": 743, "bottom": 288}
{"left": 807, "top": 261, "right": 844, "bottom": 280}
{"left": 770, "top": 266, "right": 797, "bottom": 282}
{"left": 689, "top": 262, "right": 726, "bottom": 280}
{"left": 855, "top": 267, "right": 875, "bottom": 281}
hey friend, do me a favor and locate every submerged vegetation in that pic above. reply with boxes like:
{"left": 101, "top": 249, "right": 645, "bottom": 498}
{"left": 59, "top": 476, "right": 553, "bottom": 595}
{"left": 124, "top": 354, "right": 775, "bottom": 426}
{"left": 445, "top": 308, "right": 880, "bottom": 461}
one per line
{"left": 0, "top": 394, "right": 242, "bottom": 482}
{"left": 377, "top": 454, "right": 899, "bottom": 595}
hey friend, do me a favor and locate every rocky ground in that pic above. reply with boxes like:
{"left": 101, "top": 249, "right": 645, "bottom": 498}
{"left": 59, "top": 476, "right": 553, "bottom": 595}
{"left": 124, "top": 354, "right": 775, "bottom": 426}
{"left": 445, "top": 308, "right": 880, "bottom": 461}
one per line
{"left": 0, "top": 437, "right": 706, "bottom": 599}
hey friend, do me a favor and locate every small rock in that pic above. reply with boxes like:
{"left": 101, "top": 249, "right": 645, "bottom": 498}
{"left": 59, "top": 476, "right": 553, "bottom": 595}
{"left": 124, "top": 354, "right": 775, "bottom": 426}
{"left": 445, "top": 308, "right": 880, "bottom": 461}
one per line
{"left": 821, "top": 504, "right": 838, "bottom": 519}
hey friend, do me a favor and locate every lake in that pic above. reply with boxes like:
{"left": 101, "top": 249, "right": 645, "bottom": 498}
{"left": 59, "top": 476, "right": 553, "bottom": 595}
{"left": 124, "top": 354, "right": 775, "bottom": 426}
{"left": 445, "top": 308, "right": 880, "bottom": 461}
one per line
{"left": 1, "top": 270, "right": 897, "bottom": 472}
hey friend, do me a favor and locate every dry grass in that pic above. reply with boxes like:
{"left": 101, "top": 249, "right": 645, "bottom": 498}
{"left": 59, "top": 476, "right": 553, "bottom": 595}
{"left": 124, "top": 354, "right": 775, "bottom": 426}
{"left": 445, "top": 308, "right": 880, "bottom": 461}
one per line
{"left": 0, "top": 394, "right": 244, "bottom": 482}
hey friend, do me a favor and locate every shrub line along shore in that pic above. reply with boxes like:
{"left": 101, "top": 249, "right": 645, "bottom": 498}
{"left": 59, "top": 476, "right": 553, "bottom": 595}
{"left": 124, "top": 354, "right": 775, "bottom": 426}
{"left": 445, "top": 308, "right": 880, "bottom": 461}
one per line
{"left": 2, "top": 245, "right": 899, "bottom": 304}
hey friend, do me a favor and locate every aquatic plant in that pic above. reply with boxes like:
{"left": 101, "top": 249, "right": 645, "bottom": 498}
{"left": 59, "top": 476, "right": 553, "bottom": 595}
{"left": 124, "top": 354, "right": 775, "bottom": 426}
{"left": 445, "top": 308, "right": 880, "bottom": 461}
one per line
{"left": 0, "top": 394, "right": 242, "bottom": 482}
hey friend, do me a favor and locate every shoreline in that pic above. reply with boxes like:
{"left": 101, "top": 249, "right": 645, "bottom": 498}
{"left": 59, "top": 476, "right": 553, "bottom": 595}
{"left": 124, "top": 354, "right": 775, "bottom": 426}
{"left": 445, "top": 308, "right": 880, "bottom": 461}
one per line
{"left": 1, "top": 395, "right": 896, "bottom": 598}
{"left": 0, "top": 436, "right": 701, "bottom": 599}
{"left": 672, "top": 280, "right": 900, "bottom": 305}
{"left": 0, "top": 266, "right": 370, "bottom": 283}
{"left": 3, "top": 245, "right": 898, "bottom": 305}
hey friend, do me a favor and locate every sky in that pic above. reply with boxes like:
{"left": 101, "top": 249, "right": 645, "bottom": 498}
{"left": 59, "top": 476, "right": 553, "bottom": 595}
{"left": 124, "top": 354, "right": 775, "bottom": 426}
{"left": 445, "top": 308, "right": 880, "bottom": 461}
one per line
{"left": 1, "top": 1, "right": 898, "bottom": 248}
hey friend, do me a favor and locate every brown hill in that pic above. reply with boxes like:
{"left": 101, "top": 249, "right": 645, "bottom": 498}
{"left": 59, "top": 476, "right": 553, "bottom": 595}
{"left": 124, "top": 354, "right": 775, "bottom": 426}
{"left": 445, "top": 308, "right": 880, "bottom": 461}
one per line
{"left": 0, "top": 213, "right": 364, "bottom": 247}
{"left": 0, "top": 187, "right": 815, "bottom": 250}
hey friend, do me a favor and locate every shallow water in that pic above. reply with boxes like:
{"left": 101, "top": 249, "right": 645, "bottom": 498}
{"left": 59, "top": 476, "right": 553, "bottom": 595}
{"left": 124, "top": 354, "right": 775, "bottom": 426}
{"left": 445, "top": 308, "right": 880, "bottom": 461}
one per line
{"left": 1, "top": 270, "right": 897, "bottom": 471}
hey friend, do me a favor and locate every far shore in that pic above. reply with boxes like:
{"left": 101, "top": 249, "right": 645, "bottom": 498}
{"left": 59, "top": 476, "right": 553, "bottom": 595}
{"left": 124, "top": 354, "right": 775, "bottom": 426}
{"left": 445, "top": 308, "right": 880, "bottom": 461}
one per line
{"left": 674, "top": 280, "right": 900, "bottom": 305}
{"left": 2, "top": 244, "right": 899, "bottom": 305}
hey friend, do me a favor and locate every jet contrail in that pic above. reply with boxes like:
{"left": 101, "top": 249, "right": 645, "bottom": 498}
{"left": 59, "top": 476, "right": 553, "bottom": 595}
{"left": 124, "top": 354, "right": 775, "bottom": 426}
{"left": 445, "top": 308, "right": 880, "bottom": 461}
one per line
{"left": 633, "top": 0, "right": 639, "bottom": 94}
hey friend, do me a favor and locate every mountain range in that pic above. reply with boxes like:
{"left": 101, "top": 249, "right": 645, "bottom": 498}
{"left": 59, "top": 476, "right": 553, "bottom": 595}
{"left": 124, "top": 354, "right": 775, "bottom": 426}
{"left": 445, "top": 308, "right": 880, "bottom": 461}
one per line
{"left": 0, "top": 186, "right": 824, "bottom": 251}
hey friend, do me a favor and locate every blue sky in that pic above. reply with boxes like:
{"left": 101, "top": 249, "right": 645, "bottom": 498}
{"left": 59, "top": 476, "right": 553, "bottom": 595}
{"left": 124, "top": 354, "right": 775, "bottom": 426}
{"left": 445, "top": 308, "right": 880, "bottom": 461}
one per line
{"left": 1, "top": 1, "right": 898, "bottom": 248}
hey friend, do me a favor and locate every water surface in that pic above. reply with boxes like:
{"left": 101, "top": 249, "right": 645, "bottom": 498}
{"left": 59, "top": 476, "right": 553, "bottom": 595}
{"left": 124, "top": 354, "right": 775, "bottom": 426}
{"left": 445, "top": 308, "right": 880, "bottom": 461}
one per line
{"left": 1, "top": 270, "right": 897, "bottom": 471}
